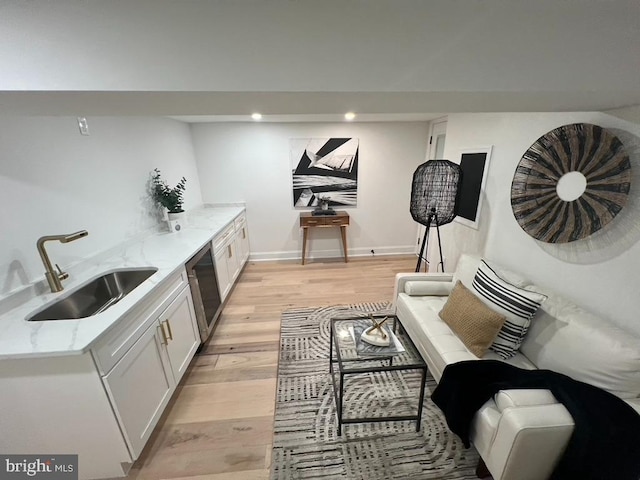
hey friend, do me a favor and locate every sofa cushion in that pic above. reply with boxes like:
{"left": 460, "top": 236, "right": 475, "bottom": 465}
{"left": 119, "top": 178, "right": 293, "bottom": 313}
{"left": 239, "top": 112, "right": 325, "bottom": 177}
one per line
{"left": 483, "top": 350, "right": 537, "bottom": 371}
{"left": 521, "top": 293, "right": 640, "bottom": 399}
{"left": 452, "top": 254, "right": 482, "bottom": 289}
{"left": 439, "top": 281, "right": 506, "bottom": 357}
{"left": 472, "top": 260, "right": 547, "bottom": 359}
{"left": 396, "top": 293, "right": 476, "bottom": 381}
{"left": 453, "top": 254, "right": 531, "bottom": 290}
{"left": 404, "top": 280, "right": 453, "bottom": 296}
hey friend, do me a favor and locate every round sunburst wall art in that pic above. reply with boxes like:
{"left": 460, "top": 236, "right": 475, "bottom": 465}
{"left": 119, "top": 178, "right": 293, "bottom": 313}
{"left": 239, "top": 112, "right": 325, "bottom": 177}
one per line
{"left": 511, "top": 123, "right": 631, "bottom": 243}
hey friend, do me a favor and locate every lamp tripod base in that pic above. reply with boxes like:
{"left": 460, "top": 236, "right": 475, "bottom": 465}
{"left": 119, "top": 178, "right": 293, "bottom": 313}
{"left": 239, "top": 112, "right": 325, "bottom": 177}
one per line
{"left": 415, "top": 210, "right": 445, "bottom": 273}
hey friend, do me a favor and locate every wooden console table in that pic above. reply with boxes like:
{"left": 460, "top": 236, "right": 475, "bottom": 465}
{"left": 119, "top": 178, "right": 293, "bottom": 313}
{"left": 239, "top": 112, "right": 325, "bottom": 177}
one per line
{"left": 300, "top": 211, "right": 350, "bottom": 265}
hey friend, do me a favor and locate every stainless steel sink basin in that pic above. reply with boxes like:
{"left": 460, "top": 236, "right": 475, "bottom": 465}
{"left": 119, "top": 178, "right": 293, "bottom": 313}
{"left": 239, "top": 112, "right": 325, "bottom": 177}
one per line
{"left": 27, "top": 268, "right": 158, "bottom": 321}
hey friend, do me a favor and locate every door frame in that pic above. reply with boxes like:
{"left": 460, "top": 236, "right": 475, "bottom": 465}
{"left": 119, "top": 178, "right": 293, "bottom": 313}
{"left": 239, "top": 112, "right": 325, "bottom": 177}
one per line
{"left": 414, "top": 118, "right": 448, "bottom": 269}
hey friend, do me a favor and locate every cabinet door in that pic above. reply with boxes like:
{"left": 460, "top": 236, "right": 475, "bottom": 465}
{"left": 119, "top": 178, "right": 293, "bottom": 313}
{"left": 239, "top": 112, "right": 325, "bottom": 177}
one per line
{"left": 226, "top": 241, "right": 240, "bottom": 282}
{"left": 103, "top": 322, "right": 173, "bottom": 459}
{"left": 214, "top": 247, "right": 231, "bottom": 301}
{"left": 235, "top": 224, "right": 250, "bottom": 266}
{"left": 161, "top": 287, "right": 200, "bottom": 384}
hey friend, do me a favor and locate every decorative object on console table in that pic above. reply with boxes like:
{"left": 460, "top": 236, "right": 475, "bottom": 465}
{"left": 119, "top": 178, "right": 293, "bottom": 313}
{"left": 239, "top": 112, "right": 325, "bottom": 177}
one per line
{"left": 454, "top": 146, "right": 493, "bottom": 230}
{"left": 291, "top": 138, "right": 359, "bottom": 207}
{"left": 151, "top": 168, "right": 187, "bottom": 232}
{"left": 300, "top": 211, "right": 349, "bottom": 265}
{"left": 511, "top": 123, "right": 631, "bottom": 243}
{"left": 410, "top": 160, "right": 462, "bottom": 273}
{"left": 311, "top": 195, "right": 337, "bottom": 216}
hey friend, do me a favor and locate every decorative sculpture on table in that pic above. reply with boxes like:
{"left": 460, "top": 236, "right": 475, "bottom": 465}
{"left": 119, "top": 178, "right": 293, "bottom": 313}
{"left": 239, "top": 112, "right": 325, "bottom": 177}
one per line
{"left": 312, "top": 195, "right": 336, "bottom": 216}
{"left": 361, "top": 315, "right": 390, "bottom": 347}
{"left": 511, "top": 123, "right": 631, "bottom": 243}
{"left": 410, "top": 160, "right": 462, "bottom": 273}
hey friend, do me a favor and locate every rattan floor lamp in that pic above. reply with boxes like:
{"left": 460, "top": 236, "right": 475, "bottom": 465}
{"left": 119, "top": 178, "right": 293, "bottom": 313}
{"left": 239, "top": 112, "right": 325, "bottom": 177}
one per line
{"left": 410, "top": 160, "right": 462, "bottom": 273}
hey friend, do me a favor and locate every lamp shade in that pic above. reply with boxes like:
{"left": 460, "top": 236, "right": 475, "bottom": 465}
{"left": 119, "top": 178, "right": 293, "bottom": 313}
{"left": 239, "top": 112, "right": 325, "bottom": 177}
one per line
{"left": 410, "top": 160, "right": 462, "bottom": 227}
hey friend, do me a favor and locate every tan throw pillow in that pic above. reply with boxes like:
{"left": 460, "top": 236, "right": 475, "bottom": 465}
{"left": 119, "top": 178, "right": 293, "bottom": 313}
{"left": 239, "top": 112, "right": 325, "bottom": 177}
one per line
{"left": 439, "top": 281, "right": 506, "bottom": 358}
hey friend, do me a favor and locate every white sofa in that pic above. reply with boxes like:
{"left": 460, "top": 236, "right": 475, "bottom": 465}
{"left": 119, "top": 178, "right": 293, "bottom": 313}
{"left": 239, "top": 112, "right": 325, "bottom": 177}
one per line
{"left": 393, "top": 254, "right": 640, "bottom": 480}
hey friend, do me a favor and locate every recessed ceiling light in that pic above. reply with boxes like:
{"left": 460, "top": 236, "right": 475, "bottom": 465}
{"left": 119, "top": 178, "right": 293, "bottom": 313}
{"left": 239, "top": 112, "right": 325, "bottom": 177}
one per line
{"left": 344, "top": 112, "right": 356, "bottom": 121}
{"left": 251, "top": 113, "right": 262, "bottom": 120}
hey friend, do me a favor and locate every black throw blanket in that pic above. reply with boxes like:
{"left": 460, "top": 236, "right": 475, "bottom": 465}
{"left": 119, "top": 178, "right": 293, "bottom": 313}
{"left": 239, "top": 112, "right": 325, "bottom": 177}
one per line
{"left": 432, "top": 360, "right": 640, "bottom": 480}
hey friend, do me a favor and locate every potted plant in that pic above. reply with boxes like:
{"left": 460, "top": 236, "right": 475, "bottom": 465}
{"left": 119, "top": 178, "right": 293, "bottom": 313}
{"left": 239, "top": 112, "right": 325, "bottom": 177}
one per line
{"left": 318, "top": 195, "right": 331, "bottom": 211}
{"left": 151, "top": 168, "right": 187, "bottom": 231}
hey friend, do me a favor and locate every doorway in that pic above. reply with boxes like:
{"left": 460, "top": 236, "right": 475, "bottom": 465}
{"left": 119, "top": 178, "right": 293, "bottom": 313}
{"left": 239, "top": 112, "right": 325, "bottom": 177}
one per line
{"left": 415, "top": 118, "right": 447, "bottom": 271}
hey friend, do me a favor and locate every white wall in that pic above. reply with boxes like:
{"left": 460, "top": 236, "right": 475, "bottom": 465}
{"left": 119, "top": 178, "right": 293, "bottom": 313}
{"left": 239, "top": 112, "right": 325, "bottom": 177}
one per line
{"left": 441, "top": 112, "right": 640, "bottom": 335}
{"left": 0, "top": 116, "right": 202, "bottom": 299}
{"left": 191, "top": 122, "right": 429, "bottom": 260}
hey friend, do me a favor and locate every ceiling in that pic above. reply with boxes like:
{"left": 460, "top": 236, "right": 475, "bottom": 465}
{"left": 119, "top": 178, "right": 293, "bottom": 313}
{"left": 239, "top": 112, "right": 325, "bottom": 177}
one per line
{"left": 0, "top": 1, "right": 638, "bottom": 121}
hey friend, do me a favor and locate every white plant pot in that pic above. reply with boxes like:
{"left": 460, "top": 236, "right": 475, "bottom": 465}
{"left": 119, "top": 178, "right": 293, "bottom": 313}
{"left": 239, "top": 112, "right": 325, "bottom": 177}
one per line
{"left": 167, "top": 211, "right": 186, "bottom": 233}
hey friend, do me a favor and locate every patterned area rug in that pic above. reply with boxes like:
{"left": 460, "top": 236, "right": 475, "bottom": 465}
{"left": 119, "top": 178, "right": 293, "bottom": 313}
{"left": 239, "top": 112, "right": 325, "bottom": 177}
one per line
{"left": 271, "top": 303, "right": 480, "bottom": 480}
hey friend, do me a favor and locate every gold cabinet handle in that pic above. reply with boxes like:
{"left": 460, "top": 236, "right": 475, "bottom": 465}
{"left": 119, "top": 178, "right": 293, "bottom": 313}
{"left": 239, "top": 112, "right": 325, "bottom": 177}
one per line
{"left": 159, "top": 324, "right": 168, "bottom": 345}
{"left": 228, "top": 245, "right": 233, "bottom": 258}
{"left": 242, "top": 227, "right": 246, "bottom": 239}
{"left": 163, "top": 319, "right": 173, "bottom": 341}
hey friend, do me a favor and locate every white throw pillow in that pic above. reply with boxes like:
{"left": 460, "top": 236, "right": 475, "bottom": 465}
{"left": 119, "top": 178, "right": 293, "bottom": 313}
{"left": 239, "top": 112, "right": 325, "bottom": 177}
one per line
{"left": 472, "top": 260, "right": 547, "bottom": 359}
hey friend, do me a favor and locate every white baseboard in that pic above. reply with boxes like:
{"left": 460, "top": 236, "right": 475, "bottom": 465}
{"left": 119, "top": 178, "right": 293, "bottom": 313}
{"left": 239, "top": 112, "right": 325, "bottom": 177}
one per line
{"left": 249, "top": 246, "right": 416, "bottom": 262}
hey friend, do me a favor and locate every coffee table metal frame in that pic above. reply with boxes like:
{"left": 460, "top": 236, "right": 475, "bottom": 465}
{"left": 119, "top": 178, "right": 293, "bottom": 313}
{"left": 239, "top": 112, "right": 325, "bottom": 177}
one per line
{"left": 329, "top": 314, "right": 428, "bottom": 435}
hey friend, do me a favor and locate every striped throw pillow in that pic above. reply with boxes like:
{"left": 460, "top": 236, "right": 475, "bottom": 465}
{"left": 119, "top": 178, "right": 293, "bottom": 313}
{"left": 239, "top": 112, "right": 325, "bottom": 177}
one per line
{"left": 472, "top": 260, "right": 547, "bottom": 359}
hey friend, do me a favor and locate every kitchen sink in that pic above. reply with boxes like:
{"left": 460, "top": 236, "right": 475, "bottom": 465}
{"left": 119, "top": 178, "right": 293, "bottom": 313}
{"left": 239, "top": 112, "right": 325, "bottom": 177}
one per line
{"left": 27, "top": 268, "right": 158, "bottom": 321}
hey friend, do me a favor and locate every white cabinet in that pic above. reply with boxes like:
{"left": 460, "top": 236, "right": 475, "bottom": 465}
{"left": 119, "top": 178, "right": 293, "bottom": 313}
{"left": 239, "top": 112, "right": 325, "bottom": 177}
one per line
{"left": 213, "top": 222, "right": 240, "bottom": 302}
{"left": 234, "top": 213, "right": 250, "bottom": 266}
{"left": 93, "top": 269, "right": 188, "bottom": 375}
{"left": 0, "top": 270, "right": 201, "bottom": 479}
{"left": 1, "top": 209, "right": 248, "bottom": 479}
{"left": 213, "top": 212, "right": 250, "bottom": 303}
{"left": 227, "top": 240, "right": 240, "bottom": 281}
{"left": 214, "top": 245, "right": 232, "bottom": 301}
{"left": 97, "top": 271, "right": 200, "bottom": 460}
{"left": 103, "top": 321, "right": 173, "bottom": 458}
{"left": 161, "top": 287, "right": 199, "bottom": 383}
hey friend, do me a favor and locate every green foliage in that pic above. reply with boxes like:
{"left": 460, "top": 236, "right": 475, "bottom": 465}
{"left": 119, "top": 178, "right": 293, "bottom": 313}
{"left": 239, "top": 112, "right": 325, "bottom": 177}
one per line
{"left": 151, "top": 168, "right": 187, "bottom": 213}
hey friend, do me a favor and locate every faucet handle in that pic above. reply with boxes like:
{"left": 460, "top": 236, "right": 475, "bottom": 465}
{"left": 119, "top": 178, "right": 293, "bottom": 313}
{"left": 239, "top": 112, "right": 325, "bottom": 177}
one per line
{"left": 55, "top": 264, "right": 69, "bottom": 281}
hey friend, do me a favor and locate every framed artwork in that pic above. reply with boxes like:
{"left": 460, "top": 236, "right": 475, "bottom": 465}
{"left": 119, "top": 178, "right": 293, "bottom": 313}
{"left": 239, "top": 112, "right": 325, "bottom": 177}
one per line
{"left": 291, "top": 138, "right": 359, "bottom": 208}
{"left": 455, "top": 146, "right": 493, "bottom": 229}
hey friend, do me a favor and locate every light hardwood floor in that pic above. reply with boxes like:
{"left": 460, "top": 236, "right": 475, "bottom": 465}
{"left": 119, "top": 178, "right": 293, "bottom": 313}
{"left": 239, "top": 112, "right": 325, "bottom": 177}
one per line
{"left": 127, "top": 255, "right": 416, "bottom": 480}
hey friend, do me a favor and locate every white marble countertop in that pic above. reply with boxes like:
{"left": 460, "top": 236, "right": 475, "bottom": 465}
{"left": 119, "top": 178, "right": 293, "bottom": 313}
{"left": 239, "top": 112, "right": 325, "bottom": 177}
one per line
{"left": 0, "top": 205, "right": 245, "bottom": 360}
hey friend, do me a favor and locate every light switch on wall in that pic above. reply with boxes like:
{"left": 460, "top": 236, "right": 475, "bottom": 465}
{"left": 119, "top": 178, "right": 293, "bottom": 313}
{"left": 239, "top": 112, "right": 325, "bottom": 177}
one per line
{"left": 77, "top": 117, "right": 90, "bottom": 136}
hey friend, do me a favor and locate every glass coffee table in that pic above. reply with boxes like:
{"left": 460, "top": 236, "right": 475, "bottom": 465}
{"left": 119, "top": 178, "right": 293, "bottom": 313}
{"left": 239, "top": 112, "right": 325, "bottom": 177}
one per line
{"left": 329, "top": 313, "right": 428, "bottom": 435}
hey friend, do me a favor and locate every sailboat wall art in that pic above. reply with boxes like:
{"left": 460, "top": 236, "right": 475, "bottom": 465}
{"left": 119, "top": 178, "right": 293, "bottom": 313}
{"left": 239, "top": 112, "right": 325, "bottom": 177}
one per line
{"left": 291, "top": 138, "right": 359, "bottom": 208}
